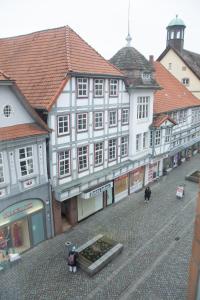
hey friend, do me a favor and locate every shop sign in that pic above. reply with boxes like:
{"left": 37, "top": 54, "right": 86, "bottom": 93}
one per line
{"left": 82, "top": 182, "right": 113, "bottom": 199}
{"left": 0, "top": 199, "right": 44, "bottom": 226}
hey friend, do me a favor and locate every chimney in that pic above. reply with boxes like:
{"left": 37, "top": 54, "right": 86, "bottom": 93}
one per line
{"left": 149, "top": 55, "right": 154, "bottom": 64}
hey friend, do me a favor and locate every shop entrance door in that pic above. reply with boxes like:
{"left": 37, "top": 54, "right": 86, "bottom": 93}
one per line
{"left": 31, "top": 211, "right": 45, "bottom": 246}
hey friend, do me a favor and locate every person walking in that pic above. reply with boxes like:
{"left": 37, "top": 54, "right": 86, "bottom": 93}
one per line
{"left": 144, "top": 186, "right": 151, "bottom": 202}
{"left": 67, "top": 246, "right": 77, "bottom": 273}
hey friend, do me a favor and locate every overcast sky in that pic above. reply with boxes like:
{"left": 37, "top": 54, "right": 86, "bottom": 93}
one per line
{"left": 1, "top": 0, "right": 200, "bottom": 60}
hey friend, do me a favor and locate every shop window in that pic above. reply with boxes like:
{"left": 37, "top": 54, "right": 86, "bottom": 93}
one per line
{"left": 77, "top": 78, "right": 88, "bottom": 98}
{"left": 94, "top": 79, "right": 104, "bottom": 97}
{"left": 114, "top": 176, "right": 128, "bottom": 195}
{"left": 19, "top": 146, "right": 34, "bottom": 177}
{"left": 57, "top": 115, "right": 70, "bottom": 136}
{"left": 0, "top": 153, "right": 4, "bottom": 183}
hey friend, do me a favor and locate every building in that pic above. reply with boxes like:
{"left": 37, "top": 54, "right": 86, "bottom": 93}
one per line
{"left": 150, "top": 59, "right": 200, "bottom": 178}
{"left": 158, "top": 16, "right": 200, "bottom": 100}
{"left": 0, "top": 71, "right": 53, "bottom": 256}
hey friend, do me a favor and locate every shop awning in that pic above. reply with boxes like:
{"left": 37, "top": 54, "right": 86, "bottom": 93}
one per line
{"left": 80, "top": 181, "right": 113, "bottom": 199}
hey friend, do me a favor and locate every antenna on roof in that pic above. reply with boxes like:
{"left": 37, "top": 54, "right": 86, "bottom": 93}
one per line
{"left": 126, "top": 0, "right": 132, "bottom": 47}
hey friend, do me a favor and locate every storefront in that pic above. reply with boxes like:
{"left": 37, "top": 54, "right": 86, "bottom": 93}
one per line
{"left": 0, "top": 199, "right": 46, "bottom": 255}
{"left": 163, "top": 156, "right": 173, "bottom": 172}
{"left": 129, "top": 167, "right": 144, "bottom": 194}
{"left": 114, "top": 174, "right": 128, "bottom": 203}
{"left": 77, "top": 182, "right": 113, "bottom": 221}
{"left": 148, "top": 162, "right": 159, "bottom": 183}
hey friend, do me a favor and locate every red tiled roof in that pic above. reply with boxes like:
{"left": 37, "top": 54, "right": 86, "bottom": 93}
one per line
{"left": 0, "top": 123, "right": 48, "bottom": 142}
{"left": 0, "top": 26, "right": 123, "bottom": 111}
{"left": 152, "top": 114, "right": 177, "bottom": 127}
{"left": 153, "top": 61, "right": 200, "bottom": 114}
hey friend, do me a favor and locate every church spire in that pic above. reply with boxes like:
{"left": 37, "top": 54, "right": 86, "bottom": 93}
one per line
{"left": 126, "top": 0, "right": 132, "bottom": 47}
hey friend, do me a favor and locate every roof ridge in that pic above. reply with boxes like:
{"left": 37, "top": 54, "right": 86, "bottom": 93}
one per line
{"left": 65, "top": 26, "right": 72, "bottom": 72}
{"left": 68, "top": 26, "right": 124, "bottom": 76}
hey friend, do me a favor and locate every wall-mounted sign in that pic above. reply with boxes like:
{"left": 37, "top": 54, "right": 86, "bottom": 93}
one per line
{"left": 81, "top": 182, "right": 113, "bottom": 199}
{"left": 0, "top": 199, "right": 44, "bottom": 226}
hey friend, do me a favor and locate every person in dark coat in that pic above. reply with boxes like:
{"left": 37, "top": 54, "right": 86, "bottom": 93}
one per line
{"left": 144, "top": 186, "right": 151, "bottom": 202}
{"left": 68, "top": 246, "right": 77, "bottom": 273}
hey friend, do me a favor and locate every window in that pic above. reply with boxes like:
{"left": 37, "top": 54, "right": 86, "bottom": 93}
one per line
{"left": 94, "top": 142, "right": 104, "bottom": 166}
{"left": 19, "top": 147, "right": 34, "bottom": 176}
{"left": 137, "top": 96, "right": 149, "bottom": 120}
{"left": 170, "top": 31, "right": 174, "bottom": 39}
{"left": 165, "top": 128, "right": 171, "bottom": 143}
{"left": 77, "top": 113, "right": 88, "bottom": 132}
{"left": 182, "top": 66, "right": 186, "bottom": 71}
{"left": 142, "top": 72, "right": 151, "bottom": 80}
{"left": 77, "top": 78, "right": 88, "bottom": 97}
{"left": 109, "top": 79, "right": 118, "bottom": 97}
{"left": 155, "top": 130, "right": 161, "bottom": 145}
{"left": 143, "top": 132, "right": 148, "bottom": 149}
{"left": 121, "top": 109, "right": 129, "bottom": 125}
{"left": 168, "top": 63, "right": 172, "bottom": 70}
{"left": 58, "top": 115, "right": 70, "bottom": 135}
{"left": 3, "top": 105, "right": 12, "bottom": 117}
{"left": 121, "top": 136, "right": 128, "bottom": 157}
{"left": 109, "top": 110, "right": 117, "bottom": 127}
{"left": 136, "top": 134, "right": 141, "bottom": 151}
{"left": 94, "top": 79, "right": 104, "bottom": 97}
{"left": 58, "top": 150, "right": 70, "bottom": 177}
{"left": 176, "top": 31, "right": 180, "bottom": 38}
{"left": 94, "top": 112, "right": 104, "bottom": 129}
{"left": 108, "top": 139, "right": 117, "bottom": 161}
{"left": 182, "top": 78, "right": 189, "bottom": 86}
{"left": 78, "top": 146, "right": 88, "bottom": 171}
{"left": 150, "top": 131, "right": 153, "bottom": 147}
{"left": 0, "top": 153, "right": 4, "bottom": 183}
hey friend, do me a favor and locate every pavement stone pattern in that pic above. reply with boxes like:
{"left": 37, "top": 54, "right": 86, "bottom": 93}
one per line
{"left": 0, "top": 155, "right": 199, "bottom": 300}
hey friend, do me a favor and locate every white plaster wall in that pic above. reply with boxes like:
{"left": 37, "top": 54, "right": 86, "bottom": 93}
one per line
{"left": 0, "top": 86, "right": 33, "bottom": 127}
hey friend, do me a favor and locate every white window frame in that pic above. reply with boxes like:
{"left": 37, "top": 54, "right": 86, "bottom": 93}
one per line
{"left": 57, "top": 115, "right": 70, "bottom": 136}
{"left": 109, "top": 79, "right": 118, "bottom": 97}
{"left": 94, "top": 112, "right": 104, "bottom": 130}
{"left": 19, "top": 146, "right": 34, "bottom": 177}
{"left": 0, "top": 153, "right": 4, "bottom": 183}
{"left": 155, "top": 130, "right": 161, "bottom": 145}
{"left": 121, "top": 136, "right": 128, "bottom": 157}
{"left": 94, "top": 79, "right": 104, "bottom": 97}
{"left": 108, "top": 139, "right": 117, "bottom": 161}
{"left": 58, "top": 150, "right": 71, "bottom": 177}
{"left": 78, "top": 146, "right": 88, "bottom": 171}
{"left": 109, "top": 110, "right": 117, "bottom": 127}
{"left": 137, "top": 96, "right": 150, "bottom": 120}
{"left": 143, "top": 132, "right": 148, "bottom": 149}
{"left": 121, "top": 109, "right": 129, "bottom": 125}
{"left": 77, "top": 78, "right": 88, "bottom": 98}
{"left": 136, "top": 134, "right": 141, "bottom": 151}
{"left": 77, "top": 113, "right": 88, "bottom": 132}
{"left": 94, "top": 142, "right": 104, "bottom": 166}
{"left": 165, "top": 128, "right": 171, "bottom": 143}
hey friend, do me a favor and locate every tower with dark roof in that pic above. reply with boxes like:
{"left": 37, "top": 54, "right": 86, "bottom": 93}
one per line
{"left": 166, "top": 15, "right": 186, "bottom": 52}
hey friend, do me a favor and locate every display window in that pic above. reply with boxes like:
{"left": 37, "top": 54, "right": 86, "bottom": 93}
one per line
{"left": 114, "top": 175, "right": 128, "bottom": 196}
{"left": 129, "top": 167, "right": 144, "bottom": 193}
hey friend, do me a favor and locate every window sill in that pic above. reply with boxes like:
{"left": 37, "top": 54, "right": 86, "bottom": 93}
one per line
{"left": 19, "top": 174, "right": 37, "bottom": 182}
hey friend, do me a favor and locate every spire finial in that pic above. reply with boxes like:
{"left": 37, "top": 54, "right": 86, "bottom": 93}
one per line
{"left": 126, "top": 0, "right": 132, "bottom": 47}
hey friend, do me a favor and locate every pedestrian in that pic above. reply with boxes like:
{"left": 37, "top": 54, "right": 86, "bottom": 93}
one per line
{"left": 67, "top": 246, "right": 77, "bottom": 273}
{"left": 144, "top": 186, "right": 151, "bottom": 202}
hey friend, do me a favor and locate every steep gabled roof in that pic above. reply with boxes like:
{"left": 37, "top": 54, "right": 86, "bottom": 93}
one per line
{"left": 152, "top": 114, "right": 177, "bottom": 128}
{"left": 0, "top": 26, "right": 124, "bottom": 111}
{"left": 153, "top": 61, "right": 200, "bottom": 114}
{"left": 157, "top": 46, "right": 200, "bottom": 80}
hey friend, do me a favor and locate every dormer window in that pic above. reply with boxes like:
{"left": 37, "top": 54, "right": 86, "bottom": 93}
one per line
{"left": 182, "top": 78, "right": 189, "bottom": 86}
{"left": 142, "top": 72, "right": 151, "bottom": 80}
{"left": 3, "top": 105, "right": 12, "bottom": 117}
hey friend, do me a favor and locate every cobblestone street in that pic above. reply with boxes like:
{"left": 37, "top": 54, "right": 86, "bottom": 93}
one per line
{"left": 1, "top": 154, "right": 200, "bottom": 300}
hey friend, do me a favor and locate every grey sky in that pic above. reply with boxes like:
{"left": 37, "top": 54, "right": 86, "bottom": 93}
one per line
{"left": 1, "top": 0, "right": 200, "bottom": 60}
